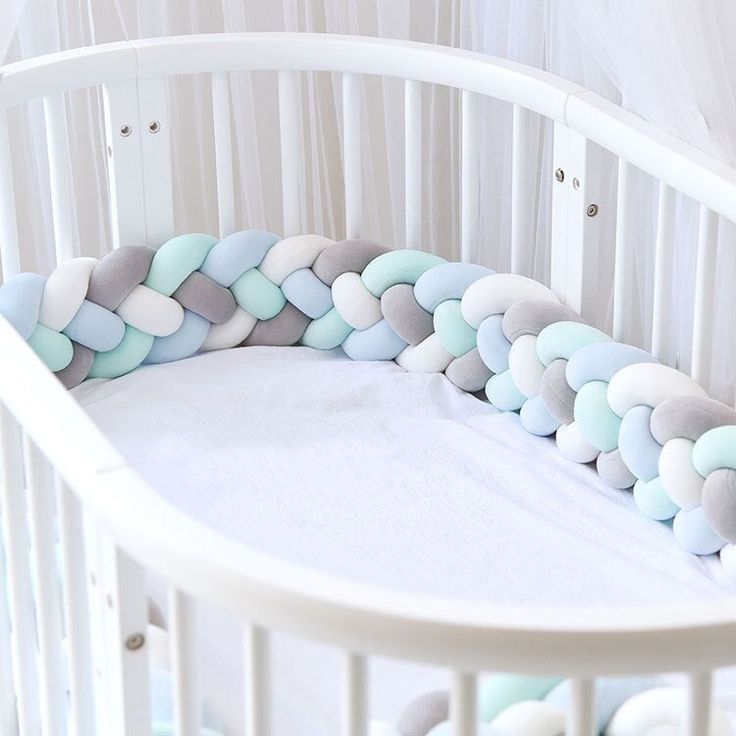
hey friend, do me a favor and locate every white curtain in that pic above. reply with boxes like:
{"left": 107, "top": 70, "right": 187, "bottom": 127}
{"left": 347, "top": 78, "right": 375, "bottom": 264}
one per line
{"left": 2, "top": 0, "right": 736, "bottom": 399}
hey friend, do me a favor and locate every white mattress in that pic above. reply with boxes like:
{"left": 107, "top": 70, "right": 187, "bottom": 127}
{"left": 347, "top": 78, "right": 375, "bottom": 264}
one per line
{"left": 73, "top": 346, "right": 736, "bottom": 734}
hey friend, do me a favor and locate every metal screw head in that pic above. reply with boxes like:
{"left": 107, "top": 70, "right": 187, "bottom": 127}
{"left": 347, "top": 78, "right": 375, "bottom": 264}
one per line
{"left": 554, "top": 168, "right": 565, "bottom": 183}
{"left": 125, "top": 633, "right": 145, "bottom": 651}
{"left": 148, "top": 120, "right": 160, "bottom": 134}
{"left": 587, "top": 203, "right": 599, "bottom": 217}
{"left": 119, "top": 124, "right": 132, "bottom": 137}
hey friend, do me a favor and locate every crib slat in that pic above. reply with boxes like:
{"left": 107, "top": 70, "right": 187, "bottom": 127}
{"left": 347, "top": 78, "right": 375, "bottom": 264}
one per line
{"left": 0, "top": 404, "right": 40, "bottom": 734}
{"left": 343, "top": 73, "right": 362, "bottom": 240}
{"left": 686, "top": 671, "right": 713, "bottom": 735}
{"left": 612, "top": 158, "right": 633, "bottom": 342}
{"left": 169, "top": 589, "right": 201, "bottom": 736}
{"left": 510, "top": 104, "right": 533, "bottom": 275}
{"left": 451, "top": 671, "right": 477, "bottom": 736}
{"left": 244, "top": 624, "right": 271, "bottom": 736}
{"left": 461, "top": 90, "right": 479, "bottom": 263}
{"left": 404, "top": 79, "right": 422, "bottom": 249}
{"left": 692, "top": 205, "right": 718, "bottom": 386}
{"left": 103, "top": 78, "right": 174, "bottom": 251}
{"left": 24, "top": 437, "right": 67, "bottom": 736}
{"left": 0, "top": 111, "right": 20, "bottom": 280}
{"left": 651, "top": 182, "right": 675, "bottom": 362}
{"left": 137, "top": 78, "right": 175, "bottom": 248}
{"left": 109, "top": 546, "right": 151, "bottom": 736}
{"left": 58, "top": 481, "right": 95, "bottom": 736}
{"left": 43, "top": 92, "right": 78, "bottom": 264}
{"left": 212, "top": 72, "right": 236, "bottom": 238}
{"left": 102, "top": 80, "right": 148, "bottom": 249}
{"left": 83, "top": 514, "right": 112, "bottom": 734}
{"left": 342, "top": 652, "right": 367, "bottom": 736}
{"left": 279, "top": 71, "right": 302, "bottom": 238}
{"left": 0, "top": 472, "right": 17, "bottom": 734}
{"left": 550, "top": 123, "right": 588, "bottom": 312}
{"left": 568, "top": 677, "right": 596, "bottom": 736}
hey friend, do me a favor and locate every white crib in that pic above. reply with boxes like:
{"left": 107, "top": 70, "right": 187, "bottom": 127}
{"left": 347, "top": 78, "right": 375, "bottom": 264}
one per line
{"left": 1, "top": 32, "right": 736, "bottom": 736}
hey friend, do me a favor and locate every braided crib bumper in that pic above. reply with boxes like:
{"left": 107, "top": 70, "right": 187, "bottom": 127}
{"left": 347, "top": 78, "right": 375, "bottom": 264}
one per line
{"left": 3, "top": 230, "right": 736, "bottom": 561}
{"left": 384, "top": 674, "right": 731, "bottom": 735}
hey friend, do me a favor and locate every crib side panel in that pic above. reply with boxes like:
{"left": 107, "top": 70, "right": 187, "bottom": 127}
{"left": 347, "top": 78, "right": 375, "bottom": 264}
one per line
{"left": 0, "top": 111, "right": 20, "bottom": 280}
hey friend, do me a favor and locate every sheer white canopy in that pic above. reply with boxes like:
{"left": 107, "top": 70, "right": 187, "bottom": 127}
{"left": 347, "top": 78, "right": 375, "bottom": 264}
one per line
{"left": 2, "top": 0, "right": 736, "bottom": 399}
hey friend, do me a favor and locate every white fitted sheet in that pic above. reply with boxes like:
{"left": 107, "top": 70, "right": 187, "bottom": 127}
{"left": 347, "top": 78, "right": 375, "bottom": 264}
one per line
{"left": 73, "top": 346, "right": 736, "bottom": 734}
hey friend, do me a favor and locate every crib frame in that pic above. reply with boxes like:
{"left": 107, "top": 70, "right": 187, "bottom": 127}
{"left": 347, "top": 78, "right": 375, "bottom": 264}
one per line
{"left": 1, "top": 32, "right": 736, "bottom": 736}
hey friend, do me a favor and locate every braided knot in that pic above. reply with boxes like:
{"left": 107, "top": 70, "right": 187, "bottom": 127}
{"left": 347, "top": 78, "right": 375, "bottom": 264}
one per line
{"left": 392, "top": 675, "right": 730, "bottom": 736}
{"left": 2, "top": 229, "right": 736, "bottom": 560}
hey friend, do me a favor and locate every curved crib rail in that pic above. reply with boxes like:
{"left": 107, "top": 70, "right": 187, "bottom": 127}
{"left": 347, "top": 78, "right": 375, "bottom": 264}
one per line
{"left": 1, "top": 32, "right": 736, "bottom": 736}
{"left": 0, "top": 33, "right": 735, "bottom": 222}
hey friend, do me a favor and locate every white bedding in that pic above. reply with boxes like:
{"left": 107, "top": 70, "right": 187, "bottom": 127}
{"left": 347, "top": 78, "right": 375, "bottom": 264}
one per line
{"left": 73, "top": 346, "right": 736, "bottom": 734}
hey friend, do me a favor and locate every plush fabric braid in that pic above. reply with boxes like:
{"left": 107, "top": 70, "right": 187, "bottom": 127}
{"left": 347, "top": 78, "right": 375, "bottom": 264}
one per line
{"left": 3, "top": 229, "right": 736, "bottom": 560}
{"left": 392, "top": 675, "right": 723, "bottom": 736}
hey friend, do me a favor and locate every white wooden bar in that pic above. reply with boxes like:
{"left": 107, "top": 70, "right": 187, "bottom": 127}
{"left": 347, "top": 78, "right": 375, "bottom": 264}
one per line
{"left": 550, "top": 123, "right": 588, "bottom": 312}
{"left": 450, "top": 671, "right": 477, "bottom": 736}
{"left": 612, "top": 158, "right": 634, "bottom": 341}
{"left": 58, "top": 481, "right": 95, "bottom": 736}
{"left": 279, "top": 71, "right": 302, "bottom": 238}
{"left": 651, "top": 182, "right": 675, "bottom": 361}
{"left": 568, "top": 677, "right": 596, "bottom": 736}
{"left": 341, "top": 652, "right": 367, "bottom": 736}
{"left": 83, "top": 514, "right": 112, "bottom": 735}
{"left": 460, "top": 90, "right": 479, "bottom": 263}
{"left": 404, "top": 79, "right": 422, "bottom": 249}
{"left": 43, "top": 91, "right": 77, "bottom": 263}
{"left": 0, "top": 404, "right": 40, "bottom": 735}
{"left": 686, "top": 671, "right": 713, "bottom": 735}
{"left": 102, "top": 80, "right": 148, "bottom": 249}
{"left": 212, "top": 72, "right": 236, "bottom": 238}
{"left": 0, "top": 111, "right": 20, "bottom": 279}
{"left": 137, "top": 78, "right": 174, "bottom": 248}
{"left": 343, "top": 73, "right": 362, "bottom": 240}
{"left": 691, "top": 205, "right": 718, "bottom": 386}
{"left": 0, "top": 500, "right": 17, "bottom": 735}
{"left": 244, "top": 624, "right": 271, "bottom": 736}
{"left": 510, "top": 104, "right": 534, "bottom": 274}
{"left": 103, "top": 78, "right": 174, "bottom": 250}
{"left": 169, "top": 589, "right": 201, "bottom": 736}
{"left": 24, "top": 437, "right": 66, "bottom": 736}
{"left": 99, "top": 535, "right": 151, "bottom": 736}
